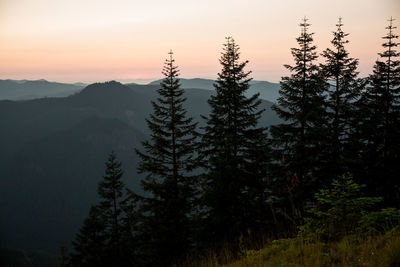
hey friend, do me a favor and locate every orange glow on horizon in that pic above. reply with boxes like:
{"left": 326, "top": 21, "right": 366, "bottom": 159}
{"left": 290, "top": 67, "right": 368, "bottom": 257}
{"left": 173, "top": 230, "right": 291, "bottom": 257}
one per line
{"left": 0, "top": 0, "right": 399, "bottom": 83}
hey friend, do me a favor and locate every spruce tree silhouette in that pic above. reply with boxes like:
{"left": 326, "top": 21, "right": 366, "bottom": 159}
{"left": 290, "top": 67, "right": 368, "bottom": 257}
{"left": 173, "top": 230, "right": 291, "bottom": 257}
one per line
{"left": 201, "top": 37, "right": 270, "bottom": 246}
{"left": 133, "top": 50, "right": 201, "bottom": 266}
{"left": 70, "top": 152, "right": 128, "bottom": 266}
{"left": 357, "top": 17, "right": 400, "bottom": 207}
{"left": 270, "top": 18, "right": 328, "bottom": 229}
{"left": 320, "top": 17, "right": 363, "bottom": 180}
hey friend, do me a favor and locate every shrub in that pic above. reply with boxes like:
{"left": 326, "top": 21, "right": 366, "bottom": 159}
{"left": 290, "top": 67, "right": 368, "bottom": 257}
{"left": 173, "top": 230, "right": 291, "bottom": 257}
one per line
{"left": 299, "top": 175, "right": 383, "bottom": 241}
{"left": 359, "top": 208, "right": 400, "bottom": 235}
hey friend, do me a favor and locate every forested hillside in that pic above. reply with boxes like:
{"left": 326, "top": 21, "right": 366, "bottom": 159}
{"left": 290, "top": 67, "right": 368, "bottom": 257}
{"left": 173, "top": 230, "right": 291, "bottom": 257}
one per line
{"left": 0, "top": 81, "right": 279, "bottom": 253}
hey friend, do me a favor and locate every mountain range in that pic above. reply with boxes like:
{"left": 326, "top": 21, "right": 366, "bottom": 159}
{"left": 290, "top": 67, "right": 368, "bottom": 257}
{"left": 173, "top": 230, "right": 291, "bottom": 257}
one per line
{"left": 0, "top": 80, "right": 281, "bottom": 256}
{"left": 0, "top": 79, "right": 85, "bottom": 100}
{"left": 1, "top": 78, "right": 281, "bottom": 102}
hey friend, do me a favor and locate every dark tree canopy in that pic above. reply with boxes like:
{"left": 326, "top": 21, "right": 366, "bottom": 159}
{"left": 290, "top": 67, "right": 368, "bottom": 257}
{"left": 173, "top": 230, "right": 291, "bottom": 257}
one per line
{"left": 201, "top": 37, "right": 270, "bottom": 245}
{"left": 270, "top": 18, "right": 328, "bottom": 226}
{"left": 134, "top": 50, "right": 201, "bottom": 266}
{"left": 70, "top": 152, "right": 130, "bottom": 266}
{"left": 69, "top": 205, "right": 107, "bottom": 267}
{"left": 357, "top": 17, "right": 400, "bottom": 206}
{"left": 320, "top": 17, "right": 362, "bottom": 179}
{"left": 97, "top": 151, "right": 125, "bottom": 246}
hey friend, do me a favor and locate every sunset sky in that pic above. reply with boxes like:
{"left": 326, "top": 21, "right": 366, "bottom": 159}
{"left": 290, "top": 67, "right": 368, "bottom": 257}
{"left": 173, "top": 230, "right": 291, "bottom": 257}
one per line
{"left": 0, "top": 0, "right": 399, "bottom": 84}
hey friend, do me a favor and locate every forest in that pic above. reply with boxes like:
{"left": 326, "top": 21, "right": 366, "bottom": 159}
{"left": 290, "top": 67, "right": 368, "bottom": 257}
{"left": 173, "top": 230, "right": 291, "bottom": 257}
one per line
{"left": 57, "top": 17, "right": 400, "bottom": 266}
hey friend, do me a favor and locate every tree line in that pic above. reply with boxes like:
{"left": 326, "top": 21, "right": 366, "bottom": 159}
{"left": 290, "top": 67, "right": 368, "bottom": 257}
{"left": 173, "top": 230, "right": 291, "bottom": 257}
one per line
{"left": 67, "top": 17, "right": 400, "bottom": 266}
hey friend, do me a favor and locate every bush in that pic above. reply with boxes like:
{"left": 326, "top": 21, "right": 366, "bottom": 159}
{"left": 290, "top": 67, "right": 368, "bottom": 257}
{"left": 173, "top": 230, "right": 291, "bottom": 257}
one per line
{"left": 299, "top": 175, "right": 383, "bottom": 241}
{"left": 359, "top": 208, "right": 400, "bottom": 235}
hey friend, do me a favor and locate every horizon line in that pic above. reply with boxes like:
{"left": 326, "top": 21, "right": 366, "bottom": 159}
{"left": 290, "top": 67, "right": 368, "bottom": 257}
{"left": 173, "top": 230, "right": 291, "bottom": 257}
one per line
{"left": 0, "top": 77, "right": 281, "bottom": 85}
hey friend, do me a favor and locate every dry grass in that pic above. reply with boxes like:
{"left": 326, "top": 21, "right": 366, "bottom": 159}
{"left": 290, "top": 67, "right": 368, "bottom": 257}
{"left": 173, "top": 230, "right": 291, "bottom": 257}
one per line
{"left": 225, "top": 234, "right": 400, "bottom": 267}
{"left": 181, "top": 233, "right": 400, "bottom": 267}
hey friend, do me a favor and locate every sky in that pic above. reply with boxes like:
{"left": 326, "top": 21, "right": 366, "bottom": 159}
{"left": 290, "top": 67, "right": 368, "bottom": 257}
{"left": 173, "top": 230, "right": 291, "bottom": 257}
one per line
{"left": 0, "top": 0, "right": 399, "bottom": 84}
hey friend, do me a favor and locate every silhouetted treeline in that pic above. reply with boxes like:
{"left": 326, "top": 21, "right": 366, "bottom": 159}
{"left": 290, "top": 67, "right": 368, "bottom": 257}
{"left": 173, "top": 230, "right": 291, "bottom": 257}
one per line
{"left": 68, "top": 17, "right": 400, "bottom": 266}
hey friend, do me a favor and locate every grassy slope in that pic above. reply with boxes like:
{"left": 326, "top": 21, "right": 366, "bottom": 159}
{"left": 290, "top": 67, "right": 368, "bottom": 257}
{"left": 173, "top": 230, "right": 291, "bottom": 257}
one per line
{"left": 227, "top": 236, "right": 400, "bottom": 267}
{"left": 188, "top": 234, "right": 400, "bottom": 267}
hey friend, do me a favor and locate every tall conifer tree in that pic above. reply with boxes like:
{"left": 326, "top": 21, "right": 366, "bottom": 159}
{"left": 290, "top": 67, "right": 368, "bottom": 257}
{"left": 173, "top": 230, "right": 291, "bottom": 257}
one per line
{"left": 201, "top": 37, "right": 270, "bottom": 245}
{"left": 70, "top": 152, "right": 130, "bottom": 266}
{"left": 97, "top": 151, "right": 126, "bottom": 262}
{"left": 69, "top": 205, "right": 107, "bottom": 267}
{"left": 134, "top": 51, "right": 201, "bottom": 266}
{"left": 270, "top": 18, "right": 328, "bottom": 225}
{"left": 320, "top": 18, "right": 362, "bottom": 178}
{"left": 357, "top": 17, "right": 400, "bottom": 206}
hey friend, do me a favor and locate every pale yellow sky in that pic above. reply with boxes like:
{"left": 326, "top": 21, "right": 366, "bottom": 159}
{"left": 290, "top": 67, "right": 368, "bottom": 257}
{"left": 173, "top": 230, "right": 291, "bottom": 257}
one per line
{"left": 0, "top": 0, "right": 399, "bottom": 83}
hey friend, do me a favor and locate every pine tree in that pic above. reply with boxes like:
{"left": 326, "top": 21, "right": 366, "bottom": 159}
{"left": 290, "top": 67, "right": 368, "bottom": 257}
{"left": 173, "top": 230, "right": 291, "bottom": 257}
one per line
{"left": 320, "top": 17, "right": 363, "bottom": 178}
{"left": 69, "top": 205, "right": 107, "bottom": 267}
{"left": 270, "top": 18, "right": 328, "bottom": 226}
{"left": 134, "top": 51, "right": 201, "bottom": 266}
{"left": 357, "top": 17, "right": 400, "bottom": 206}
{"left": 97, "top": 151, "right": 127, "bottom": 263}
{"left": 70, "top": 152, "right": 131, "bottom": 266}
{"left": 201, "top": 37, "right": 270, "bottom": 245}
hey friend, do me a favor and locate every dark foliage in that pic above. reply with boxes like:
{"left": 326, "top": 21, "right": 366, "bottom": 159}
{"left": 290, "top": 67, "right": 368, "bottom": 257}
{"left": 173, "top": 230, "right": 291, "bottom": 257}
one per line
{"left": 320, "top": 18, "right": 364, "bottom": 179}
{"left": 356, "top": 17, "right": 400, "bottom": 207}
{"left": 133, "top": 51, "right": 202, "bottom": 266}
{"left": 299, "top": 175, "right": 383, "bottom": 241}
{"left": 201, "top": 37, "right": 271, "bottom": 246}
{"left": 69, "top": 205, "right": 107, "bottom": 266}
{"left": 69, "top": 152, "right": 133, "bottom": 266}
{"left": 270, "top": 18, "right": 328, "bottom": 228}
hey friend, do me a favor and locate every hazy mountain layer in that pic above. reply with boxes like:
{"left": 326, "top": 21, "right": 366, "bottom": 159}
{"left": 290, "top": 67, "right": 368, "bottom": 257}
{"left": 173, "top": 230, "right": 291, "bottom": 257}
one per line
{"left": 0, "top": 81, "right": 280, "bottom": 252}
{"left": 0, "top": 79, "right": 85, "bottom": 100}
{"left": 0, "top": 78, "right": 281, "bottom": 103}
{"left": 149, "top": 78, "right": 281, "bottom": 102}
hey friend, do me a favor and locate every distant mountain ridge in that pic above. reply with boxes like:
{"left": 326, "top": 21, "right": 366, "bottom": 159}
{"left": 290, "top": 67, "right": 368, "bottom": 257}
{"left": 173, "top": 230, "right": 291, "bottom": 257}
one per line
{"left": 0, "top": 79, "right": 85, "bottom": 100}
{"left": 0, "top": 81, "right": 280, "bottom": 253}
{"left": 149, "top": 78, "right": 281, "bottom": 102}
{"left": 0, "top": 78, "right": 281, "bottom": 102}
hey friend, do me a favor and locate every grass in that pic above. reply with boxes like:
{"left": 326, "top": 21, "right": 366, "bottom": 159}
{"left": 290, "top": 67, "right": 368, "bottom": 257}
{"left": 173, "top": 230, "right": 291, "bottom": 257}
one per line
{"left": 182, "top": 233, "right": 400, "bottom": 267}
